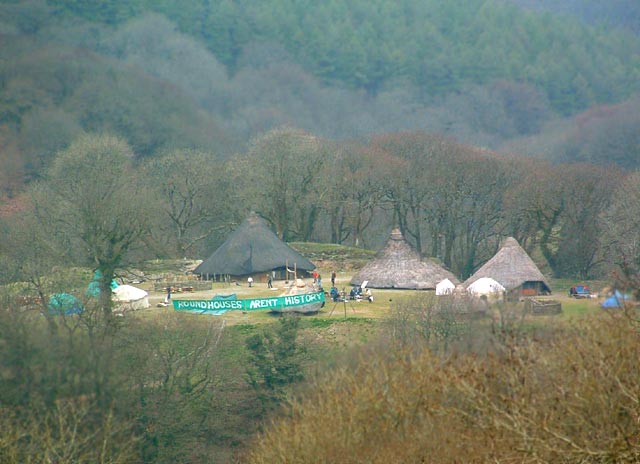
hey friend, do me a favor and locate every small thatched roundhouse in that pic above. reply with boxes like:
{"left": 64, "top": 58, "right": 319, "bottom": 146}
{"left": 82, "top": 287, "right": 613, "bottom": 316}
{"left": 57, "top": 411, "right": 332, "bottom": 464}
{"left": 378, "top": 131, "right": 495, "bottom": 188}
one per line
{"left": 350, "top": 228, "right": 459, "bottom": 290}
{"left": 194, "top": 213, "right": 316, "bottom": 281}
{"left": 463, "top": 237, "right": 551, "bottom": 297}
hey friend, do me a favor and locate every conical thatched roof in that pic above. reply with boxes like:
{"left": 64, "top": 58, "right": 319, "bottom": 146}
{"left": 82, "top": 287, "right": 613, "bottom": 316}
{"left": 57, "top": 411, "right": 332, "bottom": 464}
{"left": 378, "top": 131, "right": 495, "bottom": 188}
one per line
{"left": 463, "top": 237, "right": 551, "bottom": 292}
{"left": 350, "top": 228, "right": 459, "bottom": 290}
{"left": 194, "top": 213, "right": 315, "bottom": 277}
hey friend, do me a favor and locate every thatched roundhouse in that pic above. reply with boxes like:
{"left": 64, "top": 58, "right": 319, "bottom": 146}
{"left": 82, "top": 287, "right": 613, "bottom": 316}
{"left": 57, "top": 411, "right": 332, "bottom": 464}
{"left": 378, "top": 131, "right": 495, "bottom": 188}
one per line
{"left": 349, "top": 228, "right": 459, "bottom": 290}
{"left": 194, "top": 213, "right": 316, "bottom": 281}
{"left": 463, "top": 237, "right": 551, "bottom": 297}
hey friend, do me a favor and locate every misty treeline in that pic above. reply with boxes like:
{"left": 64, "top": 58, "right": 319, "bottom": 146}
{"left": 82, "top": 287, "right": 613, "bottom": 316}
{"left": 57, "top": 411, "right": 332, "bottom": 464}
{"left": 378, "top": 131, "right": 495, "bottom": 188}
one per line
{"left": 1, "top": 129, "right": 638, "bottom": 291}
{"left": 1, "top": 0, "right": 640, "bottom": 197}
{"left": 511, "top": 0, "right": 640, "bottom": 34}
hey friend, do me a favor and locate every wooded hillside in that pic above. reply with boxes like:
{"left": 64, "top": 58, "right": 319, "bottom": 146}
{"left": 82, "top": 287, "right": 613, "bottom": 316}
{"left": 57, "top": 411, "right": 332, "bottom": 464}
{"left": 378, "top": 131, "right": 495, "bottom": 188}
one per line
{"left": 1, "top": 0, "right": 639, "bottom": 197}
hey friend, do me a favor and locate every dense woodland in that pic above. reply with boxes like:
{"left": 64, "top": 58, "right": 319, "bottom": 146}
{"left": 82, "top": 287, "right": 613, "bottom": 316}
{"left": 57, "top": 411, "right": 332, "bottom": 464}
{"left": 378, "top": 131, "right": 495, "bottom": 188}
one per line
{"left": 1, "top": 0, "right": 640, "bottom": 197}
{"left": 1, "top": 2, "right": 640, "bottom": 462}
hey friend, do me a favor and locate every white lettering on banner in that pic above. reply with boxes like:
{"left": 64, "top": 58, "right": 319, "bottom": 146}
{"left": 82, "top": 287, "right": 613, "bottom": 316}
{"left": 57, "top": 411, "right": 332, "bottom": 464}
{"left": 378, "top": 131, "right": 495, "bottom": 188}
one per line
{"left": 305, "top": 293, "right": 319, "bottom": 302}
{"left": 175, "top": 300, "right": 243, "bottom": 310}
{"left": 248, "top": 298, "right": 279, "bottom": 310}
{"left": 174, "top": 292, "right": 324, "bottom": 312}
{"left": 284, "top": 296, "right": 304, "bottom": 305}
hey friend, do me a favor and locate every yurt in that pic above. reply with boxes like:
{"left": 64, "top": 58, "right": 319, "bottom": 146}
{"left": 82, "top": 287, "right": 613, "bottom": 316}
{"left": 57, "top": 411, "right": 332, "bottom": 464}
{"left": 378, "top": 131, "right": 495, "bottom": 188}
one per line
{"left": 112, "top": 285, "right": 149, "bottom": 311}
{"left": 350, "top": 228, "right": 459, "bottom": 290}
{"left": 466, "top": 277, "right": 506, "bottom": 297}
{"left": 435, "top": 278, "right": 456, "bottom": 296}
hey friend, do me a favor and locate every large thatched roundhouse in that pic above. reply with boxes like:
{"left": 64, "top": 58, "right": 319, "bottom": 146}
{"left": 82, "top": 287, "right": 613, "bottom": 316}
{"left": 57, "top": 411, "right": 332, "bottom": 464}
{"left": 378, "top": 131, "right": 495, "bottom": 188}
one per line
{"left": 463, "top": 237, "right": 551, "bottom": 297}
{"left": 194, "top": 213, "right": 316, "bottom": 281}
{"left": 350, "top": 228, "right": 459, "bottom": 290}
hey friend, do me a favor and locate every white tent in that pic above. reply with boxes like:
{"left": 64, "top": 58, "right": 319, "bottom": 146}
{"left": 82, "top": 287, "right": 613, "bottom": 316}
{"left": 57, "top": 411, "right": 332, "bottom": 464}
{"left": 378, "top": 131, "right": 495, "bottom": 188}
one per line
{"left": 466, "top": 277, "right": 505, "bottom": 297}
{"left": 435, "top": 278, "right": 456, "bottom": 296}
{"left": 112, "top": 284, "right": 149, "bottom": 311}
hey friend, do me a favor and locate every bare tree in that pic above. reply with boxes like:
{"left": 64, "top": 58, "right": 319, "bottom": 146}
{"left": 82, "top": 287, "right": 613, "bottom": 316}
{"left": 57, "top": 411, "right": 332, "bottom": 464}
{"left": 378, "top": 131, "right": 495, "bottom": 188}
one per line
{"left": 601, "top": 171, "right": 640, "bottom": 273}
{"left": 328, "top": 143, "right": 387, "bottom": 247}
{"left": 33, "top": 134, "right": 152, "bottom": 317}
{"left": 241, "top": 127, "right": 329, "bottom": 241}
{"left": 144, "top": 149, "right": 232, "bottom": 258}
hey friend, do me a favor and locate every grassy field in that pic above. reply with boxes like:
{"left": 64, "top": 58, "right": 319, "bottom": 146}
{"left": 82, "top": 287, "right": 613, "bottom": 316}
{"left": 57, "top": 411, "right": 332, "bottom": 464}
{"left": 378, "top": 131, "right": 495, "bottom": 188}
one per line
{"left": 135, "top": 263, "right": 606, "bottom": 325}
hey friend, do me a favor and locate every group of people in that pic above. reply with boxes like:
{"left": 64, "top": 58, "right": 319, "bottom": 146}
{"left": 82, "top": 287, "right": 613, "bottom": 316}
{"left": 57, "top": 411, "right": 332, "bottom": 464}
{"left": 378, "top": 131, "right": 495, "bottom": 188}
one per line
{"left": 330, "top": 284, "right": 373, "bottom": 303}
{"left": 241, "top": 270, "right": 372, "bottom": 303}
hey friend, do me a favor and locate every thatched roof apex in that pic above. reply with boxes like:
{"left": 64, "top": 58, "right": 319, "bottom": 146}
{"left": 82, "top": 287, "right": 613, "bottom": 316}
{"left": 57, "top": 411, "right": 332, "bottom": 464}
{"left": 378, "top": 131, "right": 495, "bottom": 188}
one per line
{"left": 463, "top": 237, "right": 551, "bottom": 292}
{"left": 350, "top": 228, "right": 459, "bottom": 290}
{"left": 194, "top": 213, "right": 315, "bottom": 277}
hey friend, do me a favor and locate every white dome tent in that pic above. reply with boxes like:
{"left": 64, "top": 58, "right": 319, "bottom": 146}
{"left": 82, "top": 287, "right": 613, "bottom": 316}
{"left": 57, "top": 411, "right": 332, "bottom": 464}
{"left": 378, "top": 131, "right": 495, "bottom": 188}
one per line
{"left": 112, "top": 284, "right": 150, "bottom": 311}
{"left": 466, "top": 277, "right": 505, "bottom": 298}
{"left": 435, "top": 278, "right": 456, "bottom": 296}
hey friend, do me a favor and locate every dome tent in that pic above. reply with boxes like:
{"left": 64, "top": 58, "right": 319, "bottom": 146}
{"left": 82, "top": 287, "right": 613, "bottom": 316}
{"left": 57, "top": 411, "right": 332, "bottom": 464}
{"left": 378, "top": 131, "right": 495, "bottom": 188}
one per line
{"left": 436, "top": 278, "right": 456, "bottom": 296}
{"left": 112, "top": 284, "right": 149, "bottom": 311}
{"left": 48, "top": 293, "right": 83, "bottom": 315}
{"left": 601, "top": 290, "right": 632, "bottom": 309}
{"left": 466, "top": 277, "right": 506, "bottom": 297}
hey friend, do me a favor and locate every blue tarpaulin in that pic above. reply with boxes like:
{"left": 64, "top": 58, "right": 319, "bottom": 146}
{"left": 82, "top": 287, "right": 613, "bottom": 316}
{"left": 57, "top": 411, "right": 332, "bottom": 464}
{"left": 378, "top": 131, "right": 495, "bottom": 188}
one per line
{"left": 86, "top": 270, "right": 119, "bottom": 297}
{"left": 48, "top": 293, "right": 83, "bottom": 315}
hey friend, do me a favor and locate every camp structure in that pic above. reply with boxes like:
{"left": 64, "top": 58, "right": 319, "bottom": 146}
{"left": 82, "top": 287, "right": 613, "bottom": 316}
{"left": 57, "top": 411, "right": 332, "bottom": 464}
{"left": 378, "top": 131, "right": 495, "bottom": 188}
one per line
{"left": 112, "top": 284, "right": 149, "bottom": 311}
{"left": 601, "top": 290, "right": 633, "bottom": 309}
{"left": 48, "top": 293, "right": 83, "bottom": 315}
{"left": 466, "top": 277, "right": 506, "bottom": 298}
{"left": 463, "top": 237, "right": 551, "bottom": 298}
{"left": 435, "top": 278, "right": 456, "bottom": 296}
{"left": 194, "top": 213, "right": 316, "bottom": 281}
{"left": 349, "top": 228, "right": 459, "bottom": 290}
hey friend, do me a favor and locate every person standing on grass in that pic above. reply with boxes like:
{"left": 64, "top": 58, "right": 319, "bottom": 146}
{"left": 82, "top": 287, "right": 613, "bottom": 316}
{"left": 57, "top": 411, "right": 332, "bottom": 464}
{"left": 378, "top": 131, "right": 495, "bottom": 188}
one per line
{"left": 248, "top": 276, "right": 253, "bottom": 287}
{"left": 331, "top": 270, "right": 336, "bottom": 287}
{"left": 267, "top": 274, "right": 273, "bottom": 288}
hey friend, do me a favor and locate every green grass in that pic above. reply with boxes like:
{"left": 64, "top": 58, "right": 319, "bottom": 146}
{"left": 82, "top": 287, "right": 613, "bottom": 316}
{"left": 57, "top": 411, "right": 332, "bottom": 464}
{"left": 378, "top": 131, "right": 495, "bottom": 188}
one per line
{"left": 560, "top": 298, "right": 600, "bottom": 318}
{"left": 550, "top": 278, "right": 608, "bottom": 296}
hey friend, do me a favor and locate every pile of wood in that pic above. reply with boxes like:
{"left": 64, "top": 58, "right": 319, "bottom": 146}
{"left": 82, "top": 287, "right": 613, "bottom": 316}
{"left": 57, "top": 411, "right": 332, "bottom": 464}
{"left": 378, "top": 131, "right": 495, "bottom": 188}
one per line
{"left": 524, "top": 298, "right": 562, "bottom": 315}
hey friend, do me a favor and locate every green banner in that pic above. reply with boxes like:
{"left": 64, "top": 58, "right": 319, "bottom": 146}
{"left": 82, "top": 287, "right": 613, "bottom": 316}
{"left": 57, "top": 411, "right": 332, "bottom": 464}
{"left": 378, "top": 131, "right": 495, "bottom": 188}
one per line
{"left": 173, "top": 291, "right": 325, "bottom": 312}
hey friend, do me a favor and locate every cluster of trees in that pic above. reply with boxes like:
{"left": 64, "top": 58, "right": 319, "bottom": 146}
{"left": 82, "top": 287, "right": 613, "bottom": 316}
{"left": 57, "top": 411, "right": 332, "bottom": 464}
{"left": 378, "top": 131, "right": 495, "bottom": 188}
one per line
{"left": 0, "top": 293, "right": 265, "bottom": 462}
{"left": 1, "top": 0, "right": 639, "bottom": 199}
{"left": 219, "top": 128, "right": 637, "bottom": 281}
{"left": 2, "top": 130, "right": 638, "bottom": 298}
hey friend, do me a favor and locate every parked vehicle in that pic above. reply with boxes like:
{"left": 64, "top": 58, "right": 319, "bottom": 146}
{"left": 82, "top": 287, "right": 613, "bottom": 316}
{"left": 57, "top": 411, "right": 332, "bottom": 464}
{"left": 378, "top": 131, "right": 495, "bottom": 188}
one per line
{"left": 569, "top": 284, "right": 592, "bottom": 298}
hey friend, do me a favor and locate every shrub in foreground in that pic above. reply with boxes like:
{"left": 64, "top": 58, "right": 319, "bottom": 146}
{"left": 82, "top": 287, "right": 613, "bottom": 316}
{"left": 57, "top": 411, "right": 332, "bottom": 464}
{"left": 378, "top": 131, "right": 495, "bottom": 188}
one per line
{"left": 244, "top": 314, "right": 640, "bottom": 463}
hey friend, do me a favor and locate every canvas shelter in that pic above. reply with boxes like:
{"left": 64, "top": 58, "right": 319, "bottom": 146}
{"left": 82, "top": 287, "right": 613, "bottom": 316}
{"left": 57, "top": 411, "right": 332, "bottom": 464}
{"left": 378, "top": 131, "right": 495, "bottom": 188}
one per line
{"left": 466, "top": 277, "right": 506, "bottom": 297}
{"left": 463, "top": 237, "right": 551, "bottom": 297}
{"left": 350, "top": 228, "right": 459, "bottom": 290}
{"left": 194, "top": 213, "right": 316, "bottom": 281}
{"left": 436, "top": 278, "right": 456, "bottom": 296}
{"left": 112, "top": 284, "right": 149, "bottom": 311}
